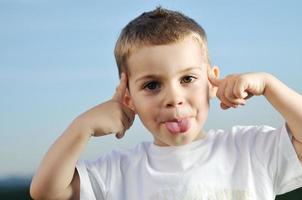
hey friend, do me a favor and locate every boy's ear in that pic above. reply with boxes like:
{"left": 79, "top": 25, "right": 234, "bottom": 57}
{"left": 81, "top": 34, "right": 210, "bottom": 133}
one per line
{"left": 123, "top": 89, "right": 136, "bottom": 113}
{"left": 208, "top": 65, "right": 220, "bottom": 99}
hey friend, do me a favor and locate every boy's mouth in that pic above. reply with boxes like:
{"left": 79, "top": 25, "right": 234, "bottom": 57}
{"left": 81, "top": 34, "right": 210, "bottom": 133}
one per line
{"left": 164, "top": 118, "right": 190, "bottom": 134}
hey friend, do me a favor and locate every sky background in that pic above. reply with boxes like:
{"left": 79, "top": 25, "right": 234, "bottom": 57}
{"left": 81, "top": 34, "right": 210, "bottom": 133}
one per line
{"left": 0, "top": 0, "right": 301, "bottom": 178}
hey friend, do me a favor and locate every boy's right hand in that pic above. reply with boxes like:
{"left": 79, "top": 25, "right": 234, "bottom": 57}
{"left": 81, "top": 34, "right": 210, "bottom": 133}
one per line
{"left": 75, "top": 73, "right": 135, "bottom": 139}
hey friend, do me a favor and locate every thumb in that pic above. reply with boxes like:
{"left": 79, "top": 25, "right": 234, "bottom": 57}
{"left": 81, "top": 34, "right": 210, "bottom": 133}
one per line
{"left": 112, "top": 73, "right": 128, "bottom": 102}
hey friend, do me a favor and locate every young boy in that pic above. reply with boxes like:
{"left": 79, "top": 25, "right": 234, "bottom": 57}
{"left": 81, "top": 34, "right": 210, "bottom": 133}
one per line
{"left": 30, "top": 7, "right": 302, "bottom": 200}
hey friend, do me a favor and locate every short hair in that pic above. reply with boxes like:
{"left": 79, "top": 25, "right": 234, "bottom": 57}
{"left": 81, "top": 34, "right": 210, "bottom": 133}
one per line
{"left": 114, "top": 6, "right": 210, "bottom": 77}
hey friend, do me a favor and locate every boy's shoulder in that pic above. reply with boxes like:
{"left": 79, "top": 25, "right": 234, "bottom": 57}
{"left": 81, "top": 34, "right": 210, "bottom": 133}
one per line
{"left": 102, "top": 141, "right": 151, "bottom": 162}
{"left": 209, "top": 124, "right": 279, "bottom": 138}
{"left": 207, "top": 124, "right": 284, "bottom": 148}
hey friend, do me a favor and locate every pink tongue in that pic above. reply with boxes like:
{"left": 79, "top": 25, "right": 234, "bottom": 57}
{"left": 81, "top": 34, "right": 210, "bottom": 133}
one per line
{"left": 165, "top": 119, "right": 189, "bottom": 134}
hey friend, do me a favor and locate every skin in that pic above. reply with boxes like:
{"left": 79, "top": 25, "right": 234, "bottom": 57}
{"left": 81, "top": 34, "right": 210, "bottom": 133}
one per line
{"left": 125, "top": 36, "right": 216, "bottom": 146}
{"left": 30, "top": 35, "right": 302, "bottom": 199}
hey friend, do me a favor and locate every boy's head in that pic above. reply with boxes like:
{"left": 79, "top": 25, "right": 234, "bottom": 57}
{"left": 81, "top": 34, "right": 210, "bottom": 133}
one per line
{"left": 114, "top": 7, "right": 219, "bottom": 146}
{"left": 114, "top": 6, "right": 210, "bottom": 77}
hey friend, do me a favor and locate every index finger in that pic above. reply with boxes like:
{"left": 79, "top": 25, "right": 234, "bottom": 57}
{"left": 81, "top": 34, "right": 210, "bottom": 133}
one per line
{"left": 208, "top": 73, "right": 222, "bottom": 87}
{"left": 112, "top": 73, "right": 128, "bottom": 102}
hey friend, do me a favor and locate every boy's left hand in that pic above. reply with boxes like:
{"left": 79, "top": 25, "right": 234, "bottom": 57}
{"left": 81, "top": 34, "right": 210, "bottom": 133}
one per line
{"left": 209, "top": 72, "right": 268, "bottom": 110}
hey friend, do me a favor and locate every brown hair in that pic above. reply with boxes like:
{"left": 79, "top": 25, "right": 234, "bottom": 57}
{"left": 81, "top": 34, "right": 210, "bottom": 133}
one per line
{"left": 114, "top": 6, "right": 209, "bottom": 77}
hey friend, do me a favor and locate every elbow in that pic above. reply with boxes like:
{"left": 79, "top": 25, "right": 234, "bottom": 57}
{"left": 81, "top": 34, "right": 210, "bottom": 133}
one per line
{"left": 30, "top": 179, "right": 70, "bottom": 200}
{"left": 30, "top": 186, "right": 52, "bottom": 200}
{"left": 30, "top": 179, "right": 41, "bottom": 200}
{"left": 30, "top": 178, "right": 49, "bottom": 200}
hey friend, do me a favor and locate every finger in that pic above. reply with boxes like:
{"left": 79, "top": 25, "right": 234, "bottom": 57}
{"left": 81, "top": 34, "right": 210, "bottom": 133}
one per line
{"left": 215, "top": 79, "right": 225, "bottom": 101}
{"left": 224, "top": 79, "right": 238, "bottom": 103}
{"left": 121, "top": 112, "right": 130, "bottom": 131}
{"left": 224, "top": 80, "right": 246, "bottom": 105}
{"left": 208, "top": 74, "right": 222, "bottom": 87}
{"left": 216, "top": 82, "right": 236, "bottom": 108}
{"left": 233, "top": 78, "right": 250, "bottom": 99}
{"left": 116, "top": 131, "right": 125, "bottom": 139}
{"left": 220, "top": 95, "right": 236, "bottom": 108}
{"left": 232, "top": 84, "right": 247, "bottom": 105}
{"left": 115, "top": 107, "right": 135, "bottom": 139}
{"left": 112, "top": 73, "right": 128, "bottom": 102}
{"left": 220, "top": 102, "right": 231, "bottom": 110}
{"left": 244, "top": 92, "right": 253, "bottom": 100}
{"left": 115, "top": 116, "right": 128, "bottom": 139}
{"left": 122, "top": 107, "right": 135, "bottom": 129}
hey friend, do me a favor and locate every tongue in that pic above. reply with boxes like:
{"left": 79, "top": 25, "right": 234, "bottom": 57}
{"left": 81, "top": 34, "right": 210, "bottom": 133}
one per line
{"left": 165, "top": 119, "right": 190, "bottom": 134}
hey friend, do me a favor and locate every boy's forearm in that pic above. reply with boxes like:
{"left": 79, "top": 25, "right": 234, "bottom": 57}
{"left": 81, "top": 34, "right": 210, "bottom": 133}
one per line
{"left": 264, "top": 73, "right": 302, "bottom": 142}
{"left": 30, "top": 118, "right": 91, "bottom": 199}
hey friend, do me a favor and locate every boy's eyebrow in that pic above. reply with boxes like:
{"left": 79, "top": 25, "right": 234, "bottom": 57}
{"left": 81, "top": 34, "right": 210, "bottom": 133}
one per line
{"left": 180, "top": 66, "right": 202, "bottom": 73}
{"left": 135, "top": 66, "right": 202, "bottom": 83}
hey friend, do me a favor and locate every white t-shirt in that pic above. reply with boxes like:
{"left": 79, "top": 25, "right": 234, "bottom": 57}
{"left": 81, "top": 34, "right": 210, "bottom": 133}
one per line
{"left": 76, "top": 125, "right": 302, "bottom": 200}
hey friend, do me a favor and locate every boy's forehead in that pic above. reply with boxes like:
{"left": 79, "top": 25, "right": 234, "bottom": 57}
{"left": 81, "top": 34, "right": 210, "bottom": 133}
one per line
{"left": 126, "top": 37, "right": 209, "bottom": 77}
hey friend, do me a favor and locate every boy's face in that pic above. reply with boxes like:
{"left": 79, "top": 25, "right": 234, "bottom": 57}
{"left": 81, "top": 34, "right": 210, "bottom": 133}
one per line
{"left": 126, "top": 36, "right": 216, "bottom": 146}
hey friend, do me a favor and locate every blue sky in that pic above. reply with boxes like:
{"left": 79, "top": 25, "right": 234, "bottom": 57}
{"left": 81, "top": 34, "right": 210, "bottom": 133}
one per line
{"left": 0, "top": 0, "right": 301, "bottom": 178}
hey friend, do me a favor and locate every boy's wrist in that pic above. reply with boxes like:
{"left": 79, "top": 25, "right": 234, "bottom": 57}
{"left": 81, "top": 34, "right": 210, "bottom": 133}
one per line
{"left": 261, "top": 72, "right": 276, "bottom": 97}
{"left": 70, "top": 116, "right": 95, "bottom": 139}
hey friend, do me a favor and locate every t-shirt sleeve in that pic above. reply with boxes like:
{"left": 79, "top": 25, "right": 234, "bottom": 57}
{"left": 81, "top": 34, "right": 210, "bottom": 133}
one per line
{"left": 76, "top": 155, "right": 112, "bottom": 200}
{"left": 252, "top": 124, "right": 302, "bottom": 194}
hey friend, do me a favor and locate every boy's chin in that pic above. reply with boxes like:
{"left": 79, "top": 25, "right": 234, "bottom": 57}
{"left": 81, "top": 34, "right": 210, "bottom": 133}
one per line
{"left": 154, "top": 134, "right": 197, "bottom": 147}
{"left": 172, "top": 130, "right": 205, "bottom": 146}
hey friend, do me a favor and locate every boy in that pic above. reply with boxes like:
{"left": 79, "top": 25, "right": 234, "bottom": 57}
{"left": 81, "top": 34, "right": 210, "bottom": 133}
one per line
{"left": 30, "top": 7, "right": 302, "bottom": 200}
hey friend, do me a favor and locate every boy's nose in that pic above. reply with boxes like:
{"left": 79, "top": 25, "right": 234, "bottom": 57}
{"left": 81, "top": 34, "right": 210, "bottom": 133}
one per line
{"left": 166, "top": 100, "right": 183, "bottom": 108}
{"left": 164, "top": 87, "right": 184, "bottom": 108}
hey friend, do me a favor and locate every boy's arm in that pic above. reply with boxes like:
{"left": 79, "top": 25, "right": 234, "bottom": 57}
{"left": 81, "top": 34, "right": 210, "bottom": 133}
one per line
{"left": 209, "top": 71, "right": 302, "bottom": 163}
{"left": 30, "top": 74, "right": 135, "bottom": 199}
{"left": 262, "top": 73, "right": 302, "bottom": 163}
{"left": 30, "top": 122, "right": 89, "bottom": 199}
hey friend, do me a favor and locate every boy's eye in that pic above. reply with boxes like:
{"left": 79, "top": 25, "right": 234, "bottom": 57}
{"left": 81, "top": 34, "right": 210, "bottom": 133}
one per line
{"left": 143, "top": 81, "right": 160, "bottom": 91}
{"left": 181, "top": 76, "right": 196, "bottom": 84}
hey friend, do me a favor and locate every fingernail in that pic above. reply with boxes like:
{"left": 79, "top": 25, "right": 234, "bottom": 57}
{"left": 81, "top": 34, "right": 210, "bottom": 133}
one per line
{"left": 115, "top": 132, "right": 124, "bottom": 139}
